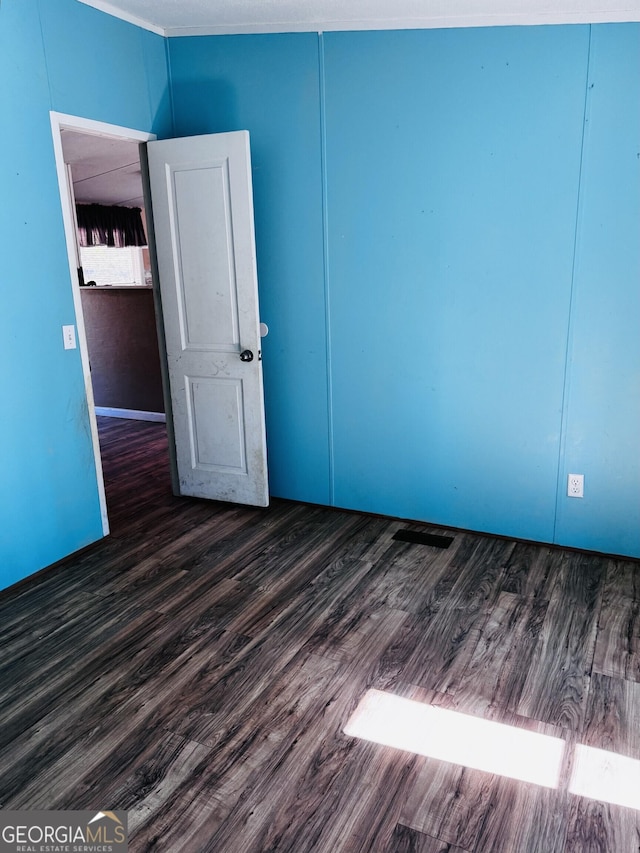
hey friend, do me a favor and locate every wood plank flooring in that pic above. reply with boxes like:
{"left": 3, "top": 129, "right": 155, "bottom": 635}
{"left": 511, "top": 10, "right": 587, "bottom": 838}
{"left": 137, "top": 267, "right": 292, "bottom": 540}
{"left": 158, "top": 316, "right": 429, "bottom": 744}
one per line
{"left": 1, "top": 416, "right": 640, "bottom": 851}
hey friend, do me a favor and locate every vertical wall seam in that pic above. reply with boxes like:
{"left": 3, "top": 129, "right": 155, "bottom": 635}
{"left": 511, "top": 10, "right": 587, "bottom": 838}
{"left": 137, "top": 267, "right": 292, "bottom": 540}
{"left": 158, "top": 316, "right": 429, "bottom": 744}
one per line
{"left": 165, "top": 36, "right": 177, "bottom": 137}
{"left": 140, "top": 27, "right": 155, "bottom": 131}
{"left": 318, "top": 32, "right": 335, "bottom": 505}
{"left": 35, "top": 0, "right": 54, "bottom": 109}
{"left": 552, "top": 25, "right": 593, "bottom": 544}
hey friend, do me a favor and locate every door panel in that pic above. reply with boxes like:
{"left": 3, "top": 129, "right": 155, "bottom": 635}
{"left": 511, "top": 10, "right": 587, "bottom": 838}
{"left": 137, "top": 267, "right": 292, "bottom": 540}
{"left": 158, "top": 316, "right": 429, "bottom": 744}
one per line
{"left": 173, "top": 161, "right": 240, "bottom": 350}
{"left": 187, "top": 377, "right": 246, "bottom": 471}
{"left": 147, "top": 131, "right": 268, "bottom": 506}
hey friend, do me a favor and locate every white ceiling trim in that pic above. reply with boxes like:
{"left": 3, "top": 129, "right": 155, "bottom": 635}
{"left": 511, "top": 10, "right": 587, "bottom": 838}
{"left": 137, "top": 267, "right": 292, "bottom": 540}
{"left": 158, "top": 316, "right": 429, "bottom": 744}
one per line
{"left": 164, "top": 10, "right": 640, "bottom": 37}
{"left": 77, "top": 0, "right": 640, "bottom": 37}
{"left": 77, "top": 0, "right": 166, "bottom": 35}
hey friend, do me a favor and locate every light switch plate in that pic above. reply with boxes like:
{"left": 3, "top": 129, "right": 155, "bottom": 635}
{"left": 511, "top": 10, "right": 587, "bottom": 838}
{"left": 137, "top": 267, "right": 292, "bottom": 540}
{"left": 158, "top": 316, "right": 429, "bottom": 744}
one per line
{"left": 62, "top": 324, "right": 77, "bottom": 350}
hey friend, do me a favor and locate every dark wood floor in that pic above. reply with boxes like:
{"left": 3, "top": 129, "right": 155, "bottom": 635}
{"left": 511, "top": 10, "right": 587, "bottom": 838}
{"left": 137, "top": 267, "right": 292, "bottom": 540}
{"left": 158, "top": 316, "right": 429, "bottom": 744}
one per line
{"left": 1, "top": 417, "right": 640, "bottom": 852}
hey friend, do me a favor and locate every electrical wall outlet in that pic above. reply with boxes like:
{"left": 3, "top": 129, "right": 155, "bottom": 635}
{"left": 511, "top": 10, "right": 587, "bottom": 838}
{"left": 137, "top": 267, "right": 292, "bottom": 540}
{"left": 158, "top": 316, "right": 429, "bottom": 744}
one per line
{"left": 567, "top": 473, "right": 584, "bottom": 498}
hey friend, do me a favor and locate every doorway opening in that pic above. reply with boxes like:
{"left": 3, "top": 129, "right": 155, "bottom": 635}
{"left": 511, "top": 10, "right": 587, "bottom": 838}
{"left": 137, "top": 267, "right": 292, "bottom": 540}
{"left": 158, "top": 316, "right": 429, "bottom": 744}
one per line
{"left": 50, "top": 112, "right": 169, "bottom": 534}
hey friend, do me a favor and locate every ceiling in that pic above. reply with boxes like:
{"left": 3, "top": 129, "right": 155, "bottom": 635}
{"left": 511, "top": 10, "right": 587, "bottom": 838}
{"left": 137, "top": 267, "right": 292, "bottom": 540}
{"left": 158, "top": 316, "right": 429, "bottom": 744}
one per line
{"left": 78, "top": 0, "right": 640, "bottom": 36}
{"left": 61, "top": 129, "right": 145, "bottom": 209}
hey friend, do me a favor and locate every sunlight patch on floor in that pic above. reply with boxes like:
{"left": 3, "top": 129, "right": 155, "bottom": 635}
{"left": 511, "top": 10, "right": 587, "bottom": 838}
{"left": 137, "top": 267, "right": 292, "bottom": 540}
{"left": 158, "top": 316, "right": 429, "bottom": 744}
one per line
{"left": 344, "top": 689, "right": 565, "bottom": 788}
{"left": 569, "top": 744, "right": 640, "bottom": 811}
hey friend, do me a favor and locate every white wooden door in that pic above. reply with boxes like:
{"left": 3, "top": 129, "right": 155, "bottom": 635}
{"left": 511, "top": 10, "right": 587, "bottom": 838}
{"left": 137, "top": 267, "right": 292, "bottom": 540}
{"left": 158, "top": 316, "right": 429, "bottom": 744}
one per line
{"left": 147, "top": 131, "right": 268, "bottom": 506}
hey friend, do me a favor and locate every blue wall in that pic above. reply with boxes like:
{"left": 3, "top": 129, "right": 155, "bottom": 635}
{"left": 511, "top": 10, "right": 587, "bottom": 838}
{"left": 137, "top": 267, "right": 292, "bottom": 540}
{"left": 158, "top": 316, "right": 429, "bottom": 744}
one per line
{"left": 0, "top": 0, "right": 171, "bottom": 587}
{"left": 169, "top": 24, "right": 640, "bottom": 557}
{"left": 2, "top": 7, "right": 638, "bottom": 590}
{"left": 323, "top": 26, "right": 587, "bottom": 543}
{"left": 168, "top": 34, "right": 331, "bottom": 504}
{"left": 554, "top": 25, "right": 640, "bottom": 556}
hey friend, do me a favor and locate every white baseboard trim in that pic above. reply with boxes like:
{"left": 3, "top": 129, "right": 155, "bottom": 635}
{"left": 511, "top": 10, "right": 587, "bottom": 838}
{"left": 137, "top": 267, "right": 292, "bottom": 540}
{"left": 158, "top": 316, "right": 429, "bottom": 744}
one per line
{"left": 95, "top": 407, "right": 166, "bottom": 423}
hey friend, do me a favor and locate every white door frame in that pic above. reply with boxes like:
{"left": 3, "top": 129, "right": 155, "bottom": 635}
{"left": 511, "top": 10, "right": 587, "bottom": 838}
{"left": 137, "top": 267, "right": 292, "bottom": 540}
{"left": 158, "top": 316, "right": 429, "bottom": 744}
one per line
{"left": 50, "top": 111, "right": 157, "bottom": 535}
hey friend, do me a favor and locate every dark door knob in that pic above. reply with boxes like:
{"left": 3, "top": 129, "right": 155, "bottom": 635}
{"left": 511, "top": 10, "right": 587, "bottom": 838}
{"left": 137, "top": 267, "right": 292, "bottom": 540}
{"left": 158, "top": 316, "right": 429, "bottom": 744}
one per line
{"left": 240, "top": 349, "right": 254, "bottom": 362}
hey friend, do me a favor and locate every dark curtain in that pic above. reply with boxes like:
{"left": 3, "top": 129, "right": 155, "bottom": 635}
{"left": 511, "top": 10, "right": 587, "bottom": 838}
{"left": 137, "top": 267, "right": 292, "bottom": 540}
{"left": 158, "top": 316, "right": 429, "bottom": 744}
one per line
{"left": 76, "top": 204, "right": 147, "bottom": 247}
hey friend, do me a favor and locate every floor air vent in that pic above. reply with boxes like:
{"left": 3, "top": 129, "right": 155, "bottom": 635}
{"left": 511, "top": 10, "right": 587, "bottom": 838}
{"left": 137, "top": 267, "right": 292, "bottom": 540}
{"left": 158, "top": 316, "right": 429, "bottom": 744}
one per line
{"left": 392, "top": 529, "right": 454, "bottom": 549}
